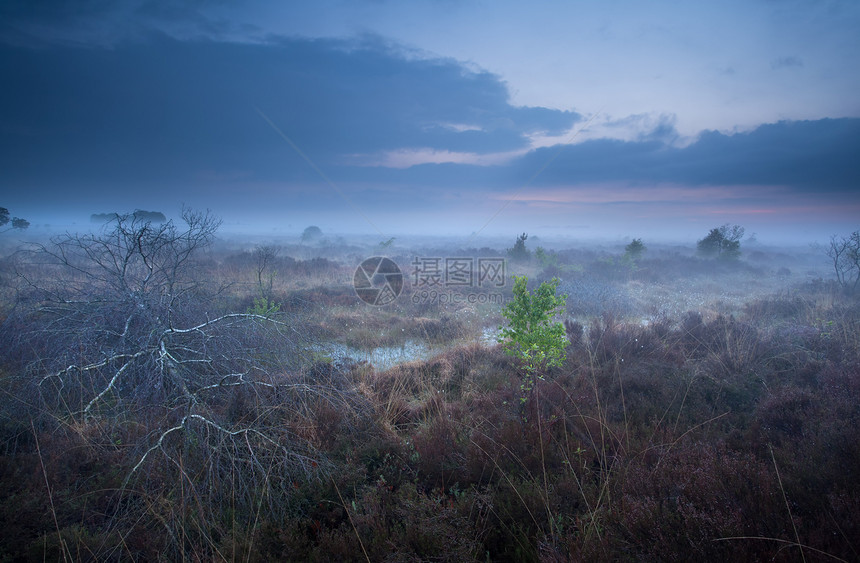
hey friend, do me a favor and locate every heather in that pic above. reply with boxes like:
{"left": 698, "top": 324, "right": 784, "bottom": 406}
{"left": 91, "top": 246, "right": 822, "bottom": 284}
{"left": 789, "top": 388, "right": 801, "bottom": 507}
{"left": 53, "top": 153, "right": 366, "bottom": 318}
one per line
{"left": 0, "top": 226, "right": 857, "bottom": 562}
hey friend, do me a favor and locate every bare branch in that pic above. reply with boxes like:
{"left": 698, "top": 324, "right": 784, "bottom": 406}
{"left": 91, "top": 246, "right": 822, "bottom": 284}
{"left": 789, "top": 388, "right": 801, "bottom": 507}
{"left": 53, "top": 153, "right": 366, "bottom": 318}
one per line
{"left": 129, "top": 418, "right": 188, "bottom": 475}
{"left": 83, "top": 350, "right": 149, "bottom": 416}
{"left": 162, "top": 312, "right": 299, "bottom": 336}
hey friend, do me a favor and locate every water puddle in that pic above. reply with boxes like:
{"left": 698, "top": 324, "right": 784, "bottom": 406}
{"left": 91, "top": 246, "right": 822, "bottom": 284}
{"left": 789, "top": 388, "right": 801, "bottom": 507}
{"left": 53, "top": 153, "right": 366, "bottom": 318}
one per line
{"left": 315, "top": 340, "right": 434, "bottom": 371}
{"left": 318, "top": 326, "right": 500, "bottom": 371}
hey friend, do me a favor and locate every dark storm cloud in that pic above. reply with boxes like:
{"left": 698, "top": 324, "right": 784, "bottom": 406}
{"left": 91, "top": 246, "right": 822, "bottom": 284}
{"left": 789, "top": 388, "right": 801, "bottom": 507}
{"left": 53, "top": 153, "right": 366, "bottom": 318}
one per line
{"left": 674, "top": 119, "right": 859, "bottom": 188}
{"left": 0, "top": 34, "right": 579, "bottom": 199}
{"left": 494, "top": 118, "right": 860, "bottom": 192}
{"left": 313, "top": 117, "right": 860, "bottom": 205}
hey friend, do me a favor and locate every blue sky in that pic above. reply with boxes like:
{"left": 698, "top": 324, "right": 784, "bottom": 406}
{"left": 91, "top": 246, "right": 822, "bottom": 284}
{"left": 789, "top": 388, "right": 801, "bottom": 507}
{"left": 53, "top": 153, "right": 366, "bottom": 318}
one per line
{"left": 1, "top": 0, "right": 858, "bottom": 243}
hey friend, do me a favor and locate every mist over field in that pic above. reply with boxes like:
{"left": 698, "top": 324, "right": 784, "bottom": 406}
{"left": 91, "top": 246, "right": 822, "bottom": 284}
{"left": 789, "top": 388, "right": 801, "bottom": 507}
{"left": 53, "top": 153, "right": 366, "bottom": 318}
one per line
{"left": 1, "top": 1, "right": 859, "bottom": 561}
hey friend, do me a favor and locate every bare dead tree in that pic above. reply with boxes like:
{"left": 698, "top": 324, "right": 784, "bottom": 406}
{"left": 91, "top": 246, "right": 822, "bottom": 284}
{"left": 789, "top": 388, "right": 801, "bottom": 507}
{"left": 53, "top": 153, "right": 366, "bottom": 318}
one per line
{"left": 826, "top": 231, "right": 860, "bottom": 294}
{"left": 7, "top": 208, "right": 365, "bottom": 557}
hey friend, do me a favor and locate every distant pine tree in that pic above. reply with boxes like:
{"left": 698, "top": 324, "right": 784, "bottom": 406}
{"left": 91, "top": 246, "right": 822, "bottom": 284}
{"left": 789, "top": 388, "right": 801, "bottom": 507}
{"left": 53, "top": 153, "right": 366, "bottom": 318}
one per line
{"left": 508, "top": 233, "right": 530, "bottom": 262}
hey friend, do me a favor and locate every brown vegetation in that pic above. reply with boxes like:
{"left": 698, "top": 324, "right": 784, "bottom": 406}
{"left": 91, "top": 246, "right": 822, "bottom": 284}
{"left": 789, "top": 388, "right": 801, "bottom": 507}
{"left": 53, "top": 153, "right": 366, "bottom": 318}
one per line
{"left": 0, "top": 230, "right": 858, "bottom": 561}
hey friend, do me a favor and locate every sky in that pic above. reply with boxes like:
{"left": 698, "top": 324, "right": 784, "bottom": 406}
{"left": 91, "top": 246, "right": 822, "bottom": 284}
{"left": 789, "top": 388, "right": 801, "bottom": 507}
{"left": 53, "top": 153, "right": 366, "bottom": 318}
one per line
{"left": 1, "top": 0, "right": 859, "bottom": 244}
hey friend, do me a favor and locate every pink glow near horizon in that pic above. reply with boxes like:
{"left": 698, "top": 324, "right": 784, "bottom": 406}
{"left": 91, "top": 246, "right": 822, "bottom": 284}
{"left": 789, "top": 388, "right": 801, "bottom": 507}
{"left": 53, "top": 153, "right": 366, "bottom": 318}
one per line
{"left": 493, "top": 184, "right": 788, "bottom": 205}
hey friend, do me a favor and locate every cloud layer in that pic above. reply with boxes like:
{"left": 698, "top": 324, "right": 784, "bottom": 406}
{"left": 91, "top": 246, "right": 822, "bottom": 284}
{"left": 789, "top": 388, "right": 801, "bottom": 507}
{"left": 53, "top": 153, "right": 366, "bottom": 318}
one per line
{"left": 0, "top": 35, "right": 577, "bottom": 182}
{"left": 1, "top": 31, "right": 857, "bottom": 240}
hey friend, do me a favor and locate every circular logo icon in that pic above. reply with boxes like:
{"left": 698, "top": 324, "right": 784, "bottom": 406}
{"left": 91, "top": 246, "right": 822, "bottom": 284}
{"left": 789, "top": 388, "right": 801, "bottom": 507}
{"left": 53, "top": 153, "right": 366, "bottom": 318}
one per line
{"left": 353, "top": 257, "right": 403, "bottom": 306}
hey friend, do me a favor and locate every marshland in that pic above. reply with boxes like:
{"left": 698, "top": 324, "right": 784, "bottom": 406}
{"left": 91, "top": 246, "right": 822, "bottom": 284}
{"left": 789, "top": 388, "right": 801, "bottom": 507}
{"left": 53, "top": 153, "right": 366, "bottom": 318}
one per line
{"left": 1, "top": 215, "right": 857, "bottom": 561}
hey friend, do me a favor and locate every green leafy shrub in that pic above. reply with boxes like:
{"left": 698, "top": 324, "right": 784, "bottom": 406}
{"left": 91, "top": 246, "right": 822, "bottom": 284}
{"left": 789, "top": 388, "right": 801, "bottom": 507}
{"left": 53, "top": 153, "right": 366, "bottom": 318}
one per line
{"left": 247, "top": 295, "right": 282, "bottom": 316}
{"left": 498, "top": 276, "right": 567, "bottom": 401}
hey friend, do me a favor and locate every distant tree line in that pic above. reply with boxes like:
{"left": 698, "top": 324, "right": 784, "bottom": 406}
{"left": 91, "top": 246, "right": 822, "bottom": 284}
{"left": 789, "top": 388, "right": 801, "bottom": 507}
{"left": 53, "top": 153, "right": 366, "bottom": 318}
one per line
{"left": 0, "top": 207, "right": 29, "bottom": 232}
{"left": 91, "top": 209, "right": 167, "bottom": 223}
